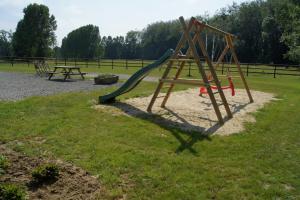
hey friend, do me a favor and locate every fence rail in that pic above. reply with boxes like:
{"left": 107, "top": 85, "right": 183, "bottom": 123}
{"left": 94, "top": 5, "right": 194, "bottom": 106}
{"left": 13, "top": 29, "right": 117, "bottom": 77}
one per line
{"left": 0, "top": 56, "right": 299, "bottom": 78}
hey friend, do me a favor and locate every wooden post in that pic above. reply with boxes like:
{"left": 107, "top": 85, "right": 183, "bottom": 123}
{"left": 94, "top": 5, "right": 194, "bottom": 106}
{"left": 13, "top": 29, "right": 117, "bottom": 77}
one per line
{"left": 147, "top": 18, "right": 194, "bottom": 112}
{"left": 195, "top": 27, "right": 232, "bottom": 119}
{"left": 180, "top": 17, "right": 225, "bottom": 124}
{"left": 161, "top": 35, "right": 198, "bottom": 108}
{"left": 64, "top": 58, "right": 67, "bottom": 66}
{"left": 222, "top": 62, "right": 224, "bottom": 74}
{"left": 98, "top": 57, "right": 100, "bottom": 68}
{"left": 142, "top": 59, "right": 144, "bottom": 68}
{"left": 188, "top": 62, "right": 191, "bottom": 77}
{"left": 125, "top": 59, "right": 128, "bottom": 69}
{"left": 246, "top": 64, "right": 249, "bottom": 76}
{"left": 112, "top": 59, "right": 114, "bottom": 69}
{"left": 226, "top": 35, "right": 253, "bottom": 103}
{"left": 75, "top": 58, "right": 77, "bottom": 66}
{"left": 273, "top": 65, "right": 277, "bottom": 78}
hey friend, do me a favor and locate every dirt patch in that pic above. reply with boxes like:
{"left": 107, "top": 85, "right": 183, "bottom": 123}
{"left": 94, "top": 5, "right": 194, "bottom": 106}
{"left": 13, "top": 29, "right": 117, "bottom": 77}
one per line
{"left": 0, "top": 144, "right": 108, "bottom": 200}
{"left": 94, "top": 89, "right": 276, "bottom": 135}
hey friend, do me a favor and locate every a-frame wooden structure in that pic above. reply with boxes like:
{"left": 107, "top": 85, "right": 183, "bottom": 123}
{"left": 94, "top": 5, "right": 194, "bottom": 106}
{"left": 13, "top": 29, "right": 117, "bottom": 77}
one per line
{"left": 147, "top": 16, "right": 254, "bottom": 125}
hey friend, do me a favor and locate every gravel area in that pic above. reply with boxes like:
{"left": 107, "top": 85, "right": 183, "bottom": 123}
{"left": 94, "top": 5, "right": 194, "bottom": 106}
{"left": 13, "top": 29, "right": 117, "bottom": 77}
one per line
{"left": 0, "top": 72, "right": 120, "bottom": 101}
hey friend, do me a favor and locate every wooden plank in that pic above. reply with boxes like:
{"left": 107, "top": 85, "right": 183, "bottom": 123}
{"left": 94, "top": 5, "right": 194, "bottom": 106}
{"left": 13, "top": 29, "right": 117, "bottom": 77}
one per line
{"left": 169, "top": 58, "right": 195, "bottom": 62}
{"left": 192, "top": 17, "right": 236, "bottom": 38}
{"left": 195, "top": 30, "right": 232, "bottom": 119}
{"left": 160, "top": 78, "right": 205, "bottom": 86}
{"left": 147, "top": 18, "right": 194, "bottom": 112}
{"left": 214, "top": 45, "right": 229, "bottom": 69}
{"left": 226, "top": 35, "right": 254, "bottom": 103}
{"left": 217, "top": 75, "right": 240, "bottom": 78}
{"left": 179, "top": 17, "right": 224, "bottom": 124}
{"left": 161, "top": 35, "right": 199, "bottom": 108}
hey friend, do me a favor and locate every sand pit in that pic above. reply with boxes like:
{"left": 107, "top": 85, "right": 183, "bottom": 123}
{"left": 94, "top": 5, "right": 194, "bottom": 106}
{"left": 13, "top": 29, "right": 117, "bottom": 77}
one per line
{"left": 95, "top": 88, "right": 276, "bottom": 136}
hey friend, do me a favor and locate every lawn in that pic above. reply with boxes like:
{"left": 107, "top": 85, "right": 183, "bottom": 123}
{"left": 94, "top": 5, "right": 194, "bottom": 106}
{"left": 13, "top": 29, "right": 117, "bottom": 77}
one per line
{"left": 0, "top": 68, "right": 299, "bottom": 199}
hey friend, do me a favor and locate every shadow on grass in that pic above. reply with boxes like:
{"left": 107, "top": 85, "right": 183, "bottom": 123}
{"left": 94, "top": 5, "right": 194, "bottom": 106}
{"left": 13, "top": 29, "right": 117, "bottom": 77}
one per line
{"left": 110, "top": 102, "right": 217, "bottom": 155}
{"left": 102, "top": 98, "right": 250, "bottom": 155}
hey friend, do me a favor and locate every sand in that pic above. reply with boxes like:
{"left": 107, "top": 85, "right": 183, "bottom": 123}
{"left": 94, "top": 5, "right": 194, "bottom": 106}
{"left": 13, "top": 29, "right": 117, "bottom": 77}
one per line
{"left": 95, "top": 88, "right": 276, "bottom": 136}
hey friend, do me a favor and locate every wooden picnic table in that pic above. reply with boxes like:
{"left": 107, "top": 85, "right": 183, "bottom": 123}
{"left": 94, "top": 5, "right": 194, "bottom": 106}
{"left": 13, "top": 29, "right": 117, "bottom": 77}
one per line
{"left": 48, "top": 66, "right": 86, "bottom": 81}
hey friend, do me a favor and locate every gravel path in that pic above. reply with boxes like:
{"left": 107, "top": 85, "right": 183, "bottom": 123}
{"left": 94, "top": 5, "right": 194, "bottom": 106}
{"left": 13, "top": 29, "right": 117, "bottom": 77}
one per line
{"left": 0, "top": 72, "right": 121, "bottom": 101}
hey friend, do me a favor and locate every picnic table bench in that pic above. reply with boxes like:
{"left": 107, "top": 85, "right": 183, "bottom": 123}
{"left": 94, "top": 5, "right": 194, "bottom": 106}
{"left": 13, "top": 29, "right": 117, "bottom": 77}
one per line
{"left": 48, "top": 66, "right": 86, "bottom": 81}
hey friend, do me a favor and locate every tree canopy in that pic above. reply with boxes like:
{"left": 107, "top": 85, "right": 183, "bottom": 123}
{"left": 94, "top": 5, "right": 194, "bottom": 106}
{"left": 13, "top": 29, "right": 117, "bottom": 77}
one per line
{"left": 0, "top": 30, "right": 12, "bottom": 57}
{"left": 1, "top": 0, "right": 299, "bottom": 64}
{"left": 99, "top": 0, "right": 299, "bottom": 64}
{"left": 61, "top": 25, "right": 102, "bottom": 59}
{"left": 12, "top": 3, "right": 57, "bottom": 57}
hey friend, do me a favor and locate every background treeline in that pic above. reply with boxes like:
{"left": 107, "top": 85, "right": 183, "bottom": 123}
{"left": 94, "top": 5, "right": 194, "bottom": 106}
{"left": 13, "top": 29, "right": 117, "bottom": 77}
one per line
{"left": 0, "top": 0, "right": 299, "bottom": 64}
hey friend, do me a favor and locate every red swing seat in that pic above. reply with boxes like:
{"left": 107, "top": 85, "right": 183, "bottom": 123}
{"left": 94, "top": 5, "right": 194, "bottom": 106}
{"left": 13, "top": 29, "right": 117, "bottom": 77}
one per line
{"left": 199, "top": 77, "right": 235, "bottom": 96}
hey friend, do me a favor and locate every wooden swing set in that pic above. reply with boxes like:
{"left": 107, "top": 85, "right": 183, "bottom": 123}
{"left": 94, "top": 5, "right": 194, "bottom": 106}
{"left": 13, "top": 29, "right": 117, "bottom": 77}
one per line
{"left": 147, "top": 16, "right": 254, "bottom": 125}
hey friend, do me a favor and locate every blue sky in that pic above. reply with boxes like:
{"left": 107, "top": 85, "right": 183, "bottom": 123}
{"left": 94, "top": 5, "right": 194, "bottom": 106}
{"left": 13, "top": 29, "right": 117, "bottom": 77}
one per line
{"left": 0, "top": 0, "right": 249, "bottom": 45}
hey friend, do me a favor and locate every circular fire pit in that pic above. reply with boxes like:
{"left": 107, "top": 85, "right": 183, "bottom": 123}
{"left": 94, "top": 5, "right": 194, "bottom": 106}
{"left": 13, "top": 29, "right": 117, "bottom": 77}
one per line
{"left": 94, "top": 74, "right": 119, "bottom": 85}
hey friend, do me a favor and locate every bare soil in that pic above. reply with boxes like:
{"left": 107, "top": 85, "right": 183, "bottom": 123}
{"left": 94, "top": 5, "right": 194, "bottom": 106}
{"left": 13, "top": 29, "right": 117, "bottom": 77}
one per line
{"left": 95, "top": 89, "right": 276, "bottom": 135}
{"left": 0, "top": 144, "right": 108, "bottom": 200}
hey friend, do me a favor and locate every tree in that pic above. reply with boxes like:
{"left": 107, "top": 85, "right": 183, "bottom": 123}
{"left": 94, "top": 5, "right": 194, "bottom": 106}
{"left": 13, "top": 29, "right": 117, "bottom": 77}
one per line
{"left": 103, "top": 36, "right": 125, "bottom": 59}
{"left": 12, "top": 3, "right": 57, "bottom": 57}
{"left": 274, "top": 0, "right": 300, "bottom": 63}
{"left": 61, "top": 25, "right": 102, "bottom": 58}
{"left": 141, "top": 20, "right": 181, "bottom": 59}
{"left": 0, "top": 30, "right": 12, "bottom": 57}
{"left": 124, "top": 31, "right": 141, "bottom": 59}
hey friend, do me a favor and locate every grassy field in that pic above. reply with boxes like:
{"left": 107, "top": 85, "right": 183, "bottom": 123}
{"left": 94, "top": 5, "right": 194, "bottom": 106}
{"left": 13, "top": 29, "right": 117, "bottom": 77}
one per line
{"left": 0, "top": 66, "right": 299, "bottom": 199}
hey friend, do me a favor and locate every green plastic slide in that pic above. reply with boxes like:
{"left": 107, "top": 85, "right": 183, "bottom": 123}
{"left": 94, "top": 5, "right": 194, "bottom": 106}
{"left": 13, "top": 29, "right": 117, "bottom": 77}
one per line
{"left": 99, "top": 49, "right": 174, "bottom": 104}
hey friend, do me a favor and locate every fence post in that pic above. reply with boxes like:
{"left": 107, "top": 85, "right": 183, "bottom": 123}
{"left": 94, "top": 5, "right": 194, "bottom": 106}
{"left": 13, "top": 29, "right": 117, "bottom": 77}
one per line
{"left": 55, "top": 57, "right": 57, "bottom": 65}
{"left": 188, "top": 62, "right": 191, "bottom": 77}
{"left": 141, "top": 59, "right": 144, "bottom": 68}
{"left": 273, "top": 65, "right": 277, "bottom": 78}
{"left": 98, "top": 57, "right": 100, "bottom": 68}
{"left": 126, "top": 59, "right": 128, "bottom": 69}
{"left": 221, "top": 62, "right": 224, "bottom": 75}
{"left": 112, "top": 59, "right": 114, "bottom": 69}
{"left": 27, "top": 60, "right": 30, "bottom": 67}
{"left": 246, "top": 64, "right": 249, "bottom": 76}
{"left": 11, "top": 57, "right": 14, "bottom": 67}
{"left": 64, "top": 58, "right": 67, "bottom": 66}
{"left": 75, "top": 58, "right": 77, "bottom": 66}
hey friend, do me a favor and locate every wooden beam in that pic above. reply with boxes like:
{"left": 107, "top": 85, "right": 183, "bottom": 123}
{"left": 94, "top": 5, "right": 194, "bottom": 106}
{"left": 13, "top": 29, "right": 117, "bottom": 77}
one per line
{"left": 226, "top": 35, "right": 254, "bottom": 103}
{"left": 192, "top": 17, "right": 236, "bottom": 38}
{"left": 169, "top": 58, "right": 195, "bottom": 62}
{"left": 217, "top": 75, "right": 241, "bottom": 78}
{"left": 215, "top": 45, "right": 229, "bottom": 68}
{"left": 147, "top": 18, "right": 194, "bottom": 112}
{"left": 195, "top": 28, "right": 233, "bottom": 119}
{"left": 160, "top": 35, "right": 199, "bottom": 108}
{"left": 160, "top": 78, "right": 205, "bottom": 86}
{"left": 180, "top": 17, "right": 224, "bottom": 124}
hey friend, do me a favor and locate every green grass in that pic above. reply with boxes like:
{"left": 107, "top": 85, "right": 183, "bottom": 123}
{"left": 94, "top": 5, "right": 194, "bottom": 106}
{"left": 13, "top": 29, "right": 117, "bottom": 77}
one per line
{"left": 0, "top": 155, "right": 9, "bottom": 175}
{"left": 0, "top": 69, "right": 299, "bottom": 199}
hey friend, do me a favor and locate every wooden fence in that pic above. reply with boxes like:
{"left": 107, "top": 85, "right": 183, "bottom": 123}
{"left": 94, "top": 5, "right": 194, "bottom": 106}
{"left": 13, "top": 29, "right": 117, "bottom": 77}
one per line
{"left": 0, "top": 56, "right": 299, "bottom": 78}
